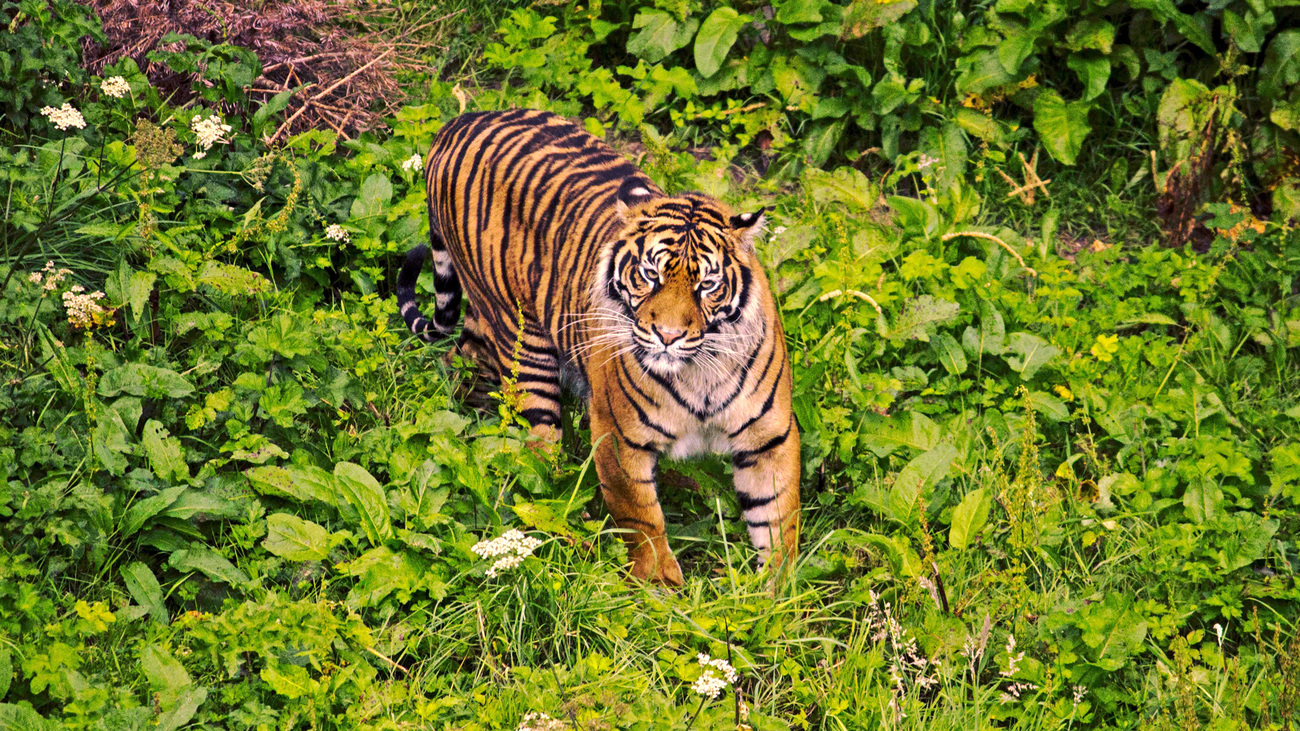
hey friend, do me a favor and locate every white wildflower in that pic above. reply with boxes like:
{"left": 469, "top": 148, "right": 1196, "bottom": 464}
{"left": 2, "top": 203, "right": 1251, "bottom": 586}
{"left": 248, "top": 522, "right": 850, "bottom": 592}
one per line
{"left": 324, "top": 224, "right": 350, "bottom": 243}
{"left": 1000, "top": 634, "right": 1025, "bottom": 677}
{"left": 1213, "top": 623, "right": 1224, "bottom": 647}
{"left": 401, "top": 153, "right": 423, "bottom": 172}
{"left": 998, "top": 681, "right": 1037, "bottom": 704}
{"left": 62, "top": 289, "right": 107, "bottom": 328}
{"left": 691, "top": 670, "right": 728, "bottom": 699}
{"left": 1072, "top": 684, "right": 1087, "bottom": 704}
{"left": 101, "top": 76, "right": 130, "bottom": 98}
{"left": 516, "top": 711, "right": 567, "bottom": 731}
{"left": 697, "top": 653, "right": 738, "bottom": 684}
{"left": 471, "top": 528, "right": 544, "bottom": 578}
{"left": 30, "top": 262, "right": 72, "bottom": 292}
{"left": 916, "top": 154, "right": 939, "bottom": 170}
{"left": 771, "top": 225, "right": 788, "bottom": 236}
{"left": 190, "top": 114, "right": 233, "bottom": 157}
{"left": 41, "top": 103, "right": 86, "bottom": 131}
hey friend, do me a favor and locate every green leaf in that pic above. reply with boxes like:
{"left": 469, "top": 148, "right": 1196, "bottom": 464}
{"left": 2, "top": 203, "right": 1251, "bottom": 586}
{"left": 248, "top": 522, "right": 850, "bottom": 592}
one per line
{"left": 953, "top": 107, "right": 1005, "bottom": 145}
{"left": 841, "top": 0, "right": 916, "bottom": 39}
{"left": 99, "top": 364, "right": 195, "bottom": 399}
{"left": 1064, "top": 18, "right": 1115, "bottom": 54}
{"left": 141, "top": 645, "right": 192, "bottom": 692}
{"left": 245, "top": 464, "right": 338, "bottom": 506}
{"left": 1004, "top": 332, "right": 1060, "bottom": 380}
{"left": 858, "top": 411, "right": 942, "bottom": 457}
{"left": 887, "top": 442, "right": 959, "bottom": 523}
{"left": 883, "top": 295, "right": 960, "bottom": 343}
{"left": 1183, "top": 482, "right": 1225, "bottom": 523}
{"left": 334, "top": 462, "right": 392, "bottom": 545}
{"left": 121, "top": 562, "right": 168, "bottom": 625}
{"left": 92, "top": 408, "right": 132, "bottom": 475}
{"left": 336, "top": 546, "right": 435, "bottom": 609}
{"left": 262, "top": 663, "right": 317, "bottom": 699}
{"left": 0, "top": 647, "right": 10, "bottom": 702}
{"left": 0, "top": 704, "right": 52, "bottom": 731}
{"left": 170, "top": 544, "right": 250, "bottom": 587}
{"left": 627, "top": 10, "right": 699, "bottom": 64}
{"left": 949, "top": 488, "right": 991, "bottom": 549}
{"left": 932, "top": 333, "right": 968, "bottom": 375}
{"left": 264, "top": 514, "right": 336, "bottom": 561}
{"left": 1033, "top": 90, "right": 1092, "bottom": 165}
{"left": 350, "top": 173, "right": 392, "bottom": 219}
{"left": 955, "top": 50, "right": 1014, "bottom": 95}
{"left": 1260, "top": 30, "right": 1300, "bottom": 100}
{"left": 142, "top": 420, "right": 189, "bottom": 483}
{"left": 694, "top": 7, "right": 747, "bottom": 78}
{"left": 775, "top": 0, "right": 824, "bottom": 25}
{"left": 805, "top": 166, "right": 880, "bottom": 211}
{"left": 1027, "top": 391, "right": 1069, "bottom": 421}
{"left": 997, "top": 32, "right": 1037, "bottom": 75}
{"left": 156, "top": 687, "right": 207, "bottom": 731}
{"left": 1067, "top": 53, "right": 1111, "bottom": 102}
{"left": 105, "top": 260, "right": 156, "bottom": 325}
{"left": 979, "top": 300, "right": 1007, "bottom": 354}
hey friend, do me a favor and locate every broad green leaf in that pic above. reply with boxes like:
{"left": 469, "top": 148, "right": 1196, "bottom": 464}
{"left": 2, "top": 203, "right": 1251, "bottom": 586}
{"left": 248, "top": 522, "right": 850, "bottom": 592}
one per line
{"left": 1067, "top": 53, "right": 1111, "bottom": 102}
{"left": 105, "top": 260, "right": 156, "bottom": 324}
{"left": 99, "top": 364, "right": 195, "bottom": 399}
{"left": 1033, "top": 90, "right": 1092, "bottom": 165}
{"left": 775, "top": 0, "right": 824, "bottom": 25}
{"left": 121, "top": 562, "right": 168, "bottom": 625}
{"left": 350, "top": 173, "right": 392, "bottom": 219}
{"left": 883, "top": 295, "right": 960, "bottom": 343}
{"left": 92, "top": 408, "right": 132, "bottom": 475}
{"left": 245, "top": 464, "right": 338, "bottom": 506}
{"left": 334, "top": 462, "right": 392, "bottom": 544}
{"left": 1064, "top": 18, "right": 1115, "bottom": 53}
{"left": 953, "top": 107, "right": 1005, "bottom": 144}
{"left": 949, "top": 488, "right": 991, "bottom": 549}
{"left": 1027, "top": 391, "right": 1069, "bottom": 421}
{"left": 694, "top": 8, "right": 747, "bottom": 78}
{"left": 161, "top": 490, "right": 240, "bottom": 521}
{"left": 0, "top": 647, "right": 10, "bottom": 702}
{"left": 1183, "top": 482, "right": 1225, "bottom": 523}
{"left": 141, "top": 645, "right": 191, "bottom": 691}
{"left": 1004, "top": 332, "right": 1060, "bottom": 380}
{"left": 854, "top": 532, "right": 923, "bottom": 577}
{"left": 264, "top": 513, "right": 335, "bottom": 561}
{"left": 955, "top": 50, "right": 1014, "bottom": 95}
{"left": 889, "top": 442, "right": 959, "bottom": 523}
{"left": 336, "top": 546, "right": 435, "bottom": 609}
{"left": 932, "top": 333, "right": 968, "bottom": 375}
{"left": 170, "top": 544, "right": 250, "bottom": 587}
{"left": 997, "top": 32, "right": 1036, "bottom": 75}
{"left": 1157, "top": 78, "right": 1215, "bottom": 162}
{"left": 142, "top": 420, "right": 189, "bottom": 483}
{"left": 841, "top": 0, "right": 916, "bottom": 39}
{"left": 1260, "top": 30, "right": 1300, "bottom": 100}
{"left": 197, "top": 260, "right": 266, "bottom": 296}
{"left": 1219, "top": 514, "right": 1278, "bottom": 572}
{"left": 156, "top": 687, "right": 207, "bottom": 731}
{"left": 979, "top": 300, "right": 1007, "bottom": 355}
{"left": 802, "top": 119, "right": 845, "bottom": 167}
{"left": 0, "top": 704, "right": 52, "bottom": 731}
{"left": 805, "top": 166, "right": 879, "bottom": 210}
{"left": 859, "top": 411, "right": 942, "bottom": 457}
{"left": 627, "top": 10, "right": 699, "bottom": 64}
{"left": 262, "top": 663, "right": 316, "bottom": 699}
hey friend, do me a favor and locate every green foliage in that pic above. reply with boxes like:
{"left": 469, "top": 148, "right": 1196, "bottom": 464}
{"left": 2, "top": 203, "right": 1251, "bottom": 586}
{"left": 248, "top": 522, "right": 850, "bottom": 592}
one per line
{"left": 0, "top": 3, "right": 1298, "bottom": 730}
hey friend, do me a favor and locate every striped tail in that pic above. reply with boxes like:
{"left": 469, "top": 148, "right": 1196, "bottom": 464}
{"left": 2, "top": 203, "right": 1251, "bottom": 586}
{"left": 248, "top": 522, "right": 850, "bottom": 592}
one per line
{"left": 396, "top": 233, "right": 461, "bottom": 342}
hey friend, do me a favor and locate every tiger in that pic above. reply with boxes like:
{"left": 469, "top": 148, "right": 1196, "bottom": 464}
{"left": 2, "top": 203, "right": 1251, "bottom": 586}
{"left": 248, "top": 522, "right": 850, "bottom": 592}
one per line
{"left": 395, "top": 109, "right": 799, "bottom": 585}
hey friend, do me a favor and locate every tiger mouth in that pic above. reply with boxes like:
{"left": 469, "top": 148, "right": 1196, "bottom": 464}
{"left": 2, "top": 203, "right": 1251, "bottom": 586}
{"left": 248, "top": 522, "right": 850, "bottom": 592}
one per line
{"left": 633, "top": 343, "right": 695, "bottom": 375}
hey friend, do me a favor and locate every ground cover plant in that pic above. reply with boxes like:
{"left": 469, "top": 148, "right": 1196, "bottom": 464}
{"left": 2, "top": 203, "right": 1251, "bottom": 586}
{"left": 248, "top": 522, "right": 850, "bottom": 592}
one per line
{"left": 1, "top": 0, "right": 1298, "bottom": 729}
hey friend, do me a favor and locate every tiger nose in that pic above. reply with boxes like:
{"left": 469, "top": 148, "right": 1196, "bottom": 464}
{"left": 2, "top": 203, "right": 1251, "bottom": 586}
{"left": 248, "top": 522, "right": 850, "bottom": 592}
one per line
{"left": 652, "top": 324, "right": 687, "bottom": 346}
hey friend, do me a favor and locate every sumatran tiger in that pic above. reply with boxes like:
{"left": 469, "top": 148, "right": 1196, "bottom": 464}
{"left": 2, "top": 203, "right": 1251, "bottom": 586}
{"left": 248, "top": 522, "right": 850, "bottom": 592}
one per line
{"left": 395, "top": 109, "right": 799, "bottom": 585}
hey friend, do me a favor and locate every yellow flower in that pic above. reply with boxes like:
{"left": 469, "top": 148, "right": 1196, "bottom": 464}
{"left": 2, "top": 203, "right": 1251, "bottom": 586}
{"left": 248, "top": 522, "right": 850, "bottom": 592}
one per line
{"left": 1090, "top": 334, "right": 1119, "bottom": 363}
{"left": 1054, "top": 385, "right": 1073, "bottom": 401}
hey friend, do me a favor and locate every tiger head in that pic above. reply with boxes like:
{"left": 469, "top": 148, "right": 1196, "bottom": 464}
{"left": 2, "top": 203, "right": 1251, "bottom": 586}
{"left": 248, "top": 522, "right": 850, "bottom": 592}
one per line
{"left": 595, "top": 184, "right": 767, "bottom": 376}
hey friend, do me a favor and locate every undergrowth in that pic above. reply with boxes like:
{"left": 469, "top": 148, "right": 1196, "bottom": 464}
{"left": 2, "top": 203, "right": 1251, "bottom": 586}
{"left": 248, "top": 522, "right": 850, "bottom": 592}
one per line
{"left": 0, "top": 1, "right": 1298, "bottom": 730}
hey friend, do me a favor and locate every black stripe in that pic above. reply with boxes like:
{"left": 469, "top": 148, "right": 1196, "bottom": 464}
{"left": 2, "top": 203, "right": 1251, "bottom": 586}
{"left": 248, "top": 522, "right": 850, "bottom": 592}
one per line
{"left": 615, "top": 364, "right": 676, "bottom": 440}
{"left": 736, "top": 491, "right": 776, "bottom": 511}
{"left": 728, "top": 356, "right": 784, "bottom": 438}
{"left": 602, "top": 389, "right": 659, "bottom": 453}
{"left": 520, "top": 408, "right": 560, "bottom": 426}
{"left": 732, "top": 419, "right": 792, "bottom": 469}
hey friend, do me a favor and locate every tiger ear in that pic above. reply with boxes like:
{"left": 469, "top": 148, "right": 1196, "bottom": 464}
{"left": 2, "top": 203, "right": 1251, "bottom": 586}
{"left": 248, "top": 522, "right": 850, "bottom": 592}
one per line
{"left": 616, "top": 179, "right": 657, "bottom": 219}
{"left": 729, "top": 207, "right": 767, "bottom": 248}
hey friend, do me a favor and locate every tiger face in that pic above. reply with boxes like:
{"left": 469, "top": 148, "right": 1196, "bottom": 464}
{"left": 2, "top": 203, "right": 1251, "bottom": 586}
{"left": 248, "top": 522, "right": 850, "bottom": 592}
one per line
{"left": 597, "top": 192, "right": 766, "bottom": 376}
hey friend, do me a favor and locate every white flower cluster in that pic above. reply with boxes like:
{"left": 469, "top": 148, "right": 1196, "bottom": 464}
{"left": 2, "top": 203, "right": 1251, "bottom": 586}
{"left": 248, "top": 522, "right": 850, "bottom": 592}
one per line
{"left": 863, "top": 590, "right": 939, "bottom": 720}
{"left": 960, "top": 613, "right": 992, "bottom": 677}
{"left": 62, "top": 286, "right": 107, "bottom": 328}
{"left": 771, "top": 225, "right": 788, "bottom": 237}
{"left": 691, "top": 653, "right": 738, "bottom": 699}
{"left": 515, "top": 712, "right": 567, "bottom": 731}
{"left": 41, "top": 103, "right": 86, "bottom": 131}
{"left": 101, "top": 76, "right": 130, "bottom": 98}
{"left": 999, "top": 681, "right": 1038, "bottom": 704}
{"left": 917, "top": 154, "right": 939, "bottom": 170}
{"left": 190, "top": 114, "right": 233, "bottom": 159}
{"left": 400, "top": 154, "right": 423, "bottom": 172}
{"left": 1000, "top": 634, "right": 1025, "bottom": 677}
{"left": 471, "top": 529, "right": 543, "bottom": 578}
{"left": 28, "top": 261, "right": 72, "bottom": 292}
{"left": 324, "top": 224, "right": 350, "bottom": 242}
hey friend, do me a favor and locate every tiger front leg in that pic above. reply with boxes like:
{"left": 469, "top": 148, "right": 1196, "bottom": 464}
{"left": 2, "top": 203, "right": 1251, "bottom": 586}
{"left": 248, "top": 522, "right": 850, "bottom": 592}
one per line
{"left": 591, "top": 422, "right": 683, "bottom": 585}
{"left": 731, "top": 415, "right": 801, "bottom": 578}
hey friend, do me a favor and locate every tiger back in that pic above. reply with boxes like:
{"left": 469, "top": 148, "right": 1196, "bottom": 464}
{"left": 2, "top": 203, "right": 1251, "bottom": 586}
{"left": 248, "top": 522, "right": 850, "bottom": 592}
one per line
{"left": 396, "top": 110, "right": 799, "bottom": 584}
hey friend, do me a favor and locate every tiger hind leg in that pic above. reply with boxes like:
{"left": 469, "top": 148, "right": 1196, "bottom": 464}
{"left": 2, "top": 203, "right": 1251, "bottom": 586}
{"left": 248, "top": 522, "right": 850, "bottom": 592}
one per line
{"left": 456, "top": 308, "right": 564, "bottom": 442}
